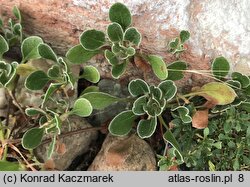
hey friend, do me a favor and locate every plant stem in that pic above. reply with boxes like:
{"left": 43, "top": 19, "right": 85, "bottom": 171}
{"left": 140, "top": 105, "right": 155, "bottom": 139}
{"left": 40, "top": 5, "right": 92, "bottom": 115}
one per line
{"left": 158, "top": 115, "right": 168, "bottom": 130}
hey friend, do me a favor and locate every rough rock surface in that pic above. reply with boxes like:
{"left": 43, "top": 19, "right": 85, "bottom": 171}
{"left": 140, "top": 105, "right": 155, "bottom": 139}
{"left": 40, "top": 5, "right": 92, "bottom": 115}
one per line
{"left": 88, "top": 134, "right": 156, "bottom": 171}
{"left": 1, "top": 0, "right": 249, "bottom": 87}
{"left": 34, "top": 115, "right": 98, "bottom": 171}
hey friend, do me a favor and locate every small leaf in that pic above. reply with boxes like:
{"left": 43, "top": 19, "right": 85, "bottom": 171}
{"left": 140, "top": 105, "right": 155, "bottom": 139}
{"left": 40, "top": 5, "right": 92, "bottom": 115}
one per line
{"left": 143, "top": 98, "right": 162, "bottom": 117}
{"left": 80, "top": 86, "right": 99, "bottom": 95}
{"left": 172, "top": 106, "right": 192, "bottom": 123}
{"left": 198, "top": 82, "right": 237, "bottom": 105}
{"left": 38, "top": 43, "right": 57, "bottom": 62}
{"left": 0, "top": 161, "right": 23, "bottom": 171}
{"left": 81, "top": 92, "right": 120, "bottom": 110}
{"left": 158, "top": 80, "right": 177, "bottom": 101}
{"left": 169, "top": 38, "right": 179, "bottom": 49}
{"left": 212, "top": 57, "right": 230, "bottom": 79}
{"left": 22, "top": 127, "right": 45, "bottom": 149}
{"left": 180, "top": 30, "right": 190, "bottom": 43}
{"left": 111, "top": 61, "right": 127, "bottom": 79}
{"left": 107, "top": 23, "right": 123, "bottom": 42}
{"left": 167, "top": 61, "right": 187, "bottom": 81}
{"left": 126, "top": 47, "right": 135, "bottom": 56}
{"left": 25, "top": 108, "right": 46, "bottom": 116}
{"left": 137, "top": 117, "right": 157, "bottom": 138}
{"left": 0, "top": 35, "right": 9, "bottom": 58}
{"left": 226, "top": 80, "right": 241, "bottom": 89}
{"left": 203, "top": 127, "right": 210, "bottom": 138}
{"left": 109, "top": 3, "right": 132, "bottom": 30}
{"left": 124, "top": 27, "right": 141, "bottom": 46}
{"left": 163, "top": 130, "right": 183, "bottom": 161}
{"left": 72, "top": 98, "right": 93, "bottom": 117}
{"left": 42, "top": 83, "right": 62, "bottom": 107}
{"left": 25, "top": 70, "right": 50, "bottom": 90}
{"left": 47, "top": 135, "right": 56, "bottom": 159}
{"left": 128, "top": 79, "right": 149, "bottom": 97}
{"left": 66, "top": 44, "right": 100, "bottom": 64}
{"left": 232, "top": 72, "right": 250, "bottom": 88}
{"left": 12, "top": 6, "right": 21, "bottom": 22}
{"left": 192, "top": 109, "right": 209, "bottom": 129}
{"left": 21, "top": 36, "right": 43, "bottom": 62}
{"left": 147, "top": 55, "right": 168, "bottom": 80}
{"left": 16, "top": 64, "right": 37, "bottom": 76}
{"left": 80, "top": 29, "right": 105, "bottom": 51}
{"left": 239, "top": 102, "right": 250, "bottom": 112}
{"left": 81, "top": 65, "right": 100, "bottom": 83}
{"left": 108, "top": 110, "right": 137, "bottom": 136}
{"left": 105, "top": 50, "right": 119, "bottom": 65}
{"left": 47, "top": 65, "right": 60, "bottom": 78}
{"left": 132, "top": 95, "right": 147, "bottom": 115}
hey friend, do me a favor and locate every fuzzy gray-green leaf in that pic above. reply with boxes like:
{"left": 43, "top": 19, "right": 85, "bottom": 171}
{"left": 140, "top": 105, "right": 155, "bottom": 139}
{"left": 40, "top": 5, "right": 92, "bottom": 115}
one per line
{"left": 22, "top": 127, "right": 45, "bottom": 149}
{"left": 167, "top": 61, "right": 187, "bottom": 81}
{"left": 80, "top": 29, "right": 105, "bottom": 51}
{"left": 212, "top": 56, "right": 230, "bottom": 79}
{"left": 128, "top": 79, "right": 149, "bottom": 97}
{"left": 0, "top": 35, "right": 9, "bottom": 59}
{"left": 124, "top": 27, "right": 141, "bottom": 46}
{"left": 25, "top": 70, "right": 50, "bottom": 90}
{"left": 137, "top": 117, "right": 157, "bottom": 138}
{"left": 81, "top": 66, "right": 100, "bottom": 83}
{"left": 111, "top": 61, "right": 127, "bottom": 79}
{"left": 72, "top": 98, "right": 93, "bottom": 117}
{"left": 38, "top": 43, "right": 58, "bottom": 62}
{"left": 21, "top": 36, "right": 43, "bottom": 62}
{"left": 107, "top": 23, "right": 124, "bottom": 42}
{"left": 147, "top": 55, "right": 168, "bottom": 80}
{"left": 158, "top": 80, "right": 177, "bottom": 101}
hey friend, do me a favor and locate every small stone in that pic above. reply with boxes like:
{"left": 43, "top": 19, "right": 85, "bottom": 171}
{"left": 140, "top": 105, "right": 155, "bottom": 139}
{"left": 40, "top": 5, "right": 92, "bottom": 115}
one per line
{"left": 34, "top": 115, "right": 98, "bottom": 170}
{"left": 88, "top": 134, "right": 156, "bottom": 171}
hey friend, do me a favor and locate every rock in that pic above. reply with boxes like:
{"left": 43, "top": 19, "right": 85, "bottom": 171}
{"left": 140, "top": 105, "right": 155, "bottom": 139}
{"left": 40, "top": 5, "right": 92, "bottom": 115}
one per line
{"left": 34, "top": 115, "right": 98, "bottom": 170}
{"left": 88, "top": 134, "right": 156, "bottom": 171}
{"left": 1, "top": 0, "right": 249, "bottom": 86}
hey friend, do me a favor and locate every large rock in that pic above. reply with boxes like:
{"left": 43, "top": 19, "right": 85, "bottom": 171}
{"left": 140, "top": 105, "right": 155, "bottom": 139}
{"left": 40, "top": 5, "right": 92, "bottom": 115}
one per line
{"left": 88, "top": 134, "right": 156, "bottom": 171}
{"left": 0, "top": 0, "right": 249, "bottom": 86}
{"left": 34, "top": 115, "right": 98, "bottom": 170}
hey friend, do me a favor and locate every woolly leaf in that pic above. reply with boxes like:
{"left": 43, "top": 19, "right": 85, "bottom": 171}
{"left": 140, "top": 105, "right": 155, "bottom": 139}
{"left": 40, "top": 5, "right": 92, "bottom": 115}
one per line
{"left": 124, "top": 27, "right": 141, "bottom": 46}
{"left": 12, "top": 6, "right": 21, "bottom": 22}
{"left": 172, "top": 106, "right": 192, "bottom": 123}
{"left": 25, "top": 108, "right": 46, "bottom": 116}
{"left": 158, "top": 80, "right": 177, "bottom": 101}
{"left": 128, "top": 79, "right": 149, "bottom": 97}
{"left": 80, "top": 86, "right": 99, "bottom": 95}
{"left": 0, "top": 35, "right": 9, "bottom": 58}
{"left": 132, "top": 95, "right": 147, "bottom": 115}
{"left": 147, "top": 55, "right": 168, "bottom": 80}
{"left": 105, "top": 50, "right": 119, "bottom": 65}
{"left": 80, "top": 29, "right": 105, "bottom": 51}
{"left": 21, "top": 36, "right": 43, "bottom": 62}
{"left": 109, "top": 3, "right": 132, "bottom": 30}
{"left": 38, "top": 43, "right": 57, "bottom": 62}
{"left": 212, "top": 57, "right": 230, "bottom": 79}
{"left": 137, "top": 117, "right": 157, "bottom": 138}
{"left": 167, "top": 61, "right": 187, "bottom": 81}
{"left": 66, "top": 44, "right": 100, "bottom": 64}
{"left": 232, "top": 72, "right": 250, "bottom": 88}
{"left": 81, "top": 92, "right": 120, "bottom": 110}
{"left": 22, "top": 127, "right": 45, "bottom": 149}
{"left": 107, "top": 23, "right": 123, "bottom": 42}
{"left": 180, "top": 30, "right": 190, "bottom": 43}
{"left": 47, "top": 65, "right": 60, "bottom": 78}
{"left": 81, "top": 66, "right": 100, "bottom": 83}
{"left": 25, "top": 70, "right": 50, "bottom": 90}
{"left": 71, "top": 98, "right": 92, "bottom": 117}
{"left": 109, "top": 110, "right": 137, "bottom": 136}
{"left": 111, "top": 61, "right": 127, "bottom": 79}
{"left": 0, "top": 161, "right": 23, "bottom": 171}
{"left": 42, "top": 83, "right": 62, "bottom": 107}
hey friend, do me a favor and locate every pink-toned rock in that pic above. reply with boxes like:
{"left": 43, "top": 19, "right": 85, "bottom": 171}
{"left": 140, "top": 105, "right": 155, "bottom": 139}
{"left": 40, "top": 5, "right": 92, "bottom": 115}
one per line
{"left": 1, "top": 0, "right": 249, "bottom": 86}
{"left": 88, "top": 134, "right": 156, "bottom": 171}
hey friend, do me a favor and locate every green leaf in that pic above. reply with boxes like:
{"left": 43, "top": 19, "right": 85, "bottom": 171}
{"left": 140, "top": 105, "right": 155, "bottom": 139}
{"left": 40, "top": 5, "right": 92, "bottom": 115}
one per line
{"left": 72, "top": 98, "right": 93, "bottom": 117}
{"left": 167, "top": 61, "right": 187, "bottom": 81}
{"left": 158, "top": 80, "right": 177, "bottom": 101}
{"left": 47, "top": 65, "right": 60, "bottom": 78}
{"left": 21, "top": 36, "right": 43, "bottom": 62}
{"left": 81, "top": 92, "right": 120, "bottom": 110}
{"left": 163, "top": 130, "right": 183, "bottom": 161}
{"left": 232, "top": 72, "right": 250, "bottom": 88}
{"left": 137, "top": 117, "right": 157, "bottom": 138}
{"left": 169, "top": 38, "right": 179, "bottom": 49}
{"left": 132, "top": 95, "right": 147, "bottom": 115}
{"left": 0, "top": 35, "right": 9, "bottom": 58}
{"left": 203, "top": 127, "right": 209, "bottom": 138}
{"left": 25, "top": 108, "right": 46, "bottom": 116}
{"left": 124, "top": 27, "right": 141, "bottom": 46}
{"left": 47, "top": 135, "right": 56, "bottom": 159}
{"left": 25, "top": 70, "right": 50, "bottom": 90}
{"left": 226, "top": 80, "right": 241, "bottom": 89}
{"left": 172, "top": 106, "right": 192, "bottom": 123}
{"left": 111, "top": 61, "right": 127, "bottom": 79}
{"left": 42, "top": 83, "right": 62, "bottom": 107}
{"left": 126, "top": 47, "right": 135, "bottom": 56}
{"left": 180, "top": 30, "right": 190, "bottom": 43}
{"left": 109, "top": 3, "right": 132, "bottom": 30}
{"left": 149, "top": 85, "right": 162, "bottom": 101}
{"left": 144, "top": 98, "right": 162, "bottom": 117}
{"left": 80, "top": 29, "right": 105, "bottom": 51}
{"left": 107, "top": 23, "right": 124, "bottom": 42}
{"left": 22, "top": 127, "right": 45, "bottom": 149}
{"left": 0, "top": 161, "right": 23, "bottom": 171}
{"left": 128, "top": 79, "right": 149, "bottom": 97}
{"left": 104, "top": 50, "right": 119, "bottom": 65}
{"left": 38, "top": 43, "right": 57, "bottom": 62}
{"left": 66, "top": 44, "right": 100, "bottom": 64}
{"left": 108, "top": 110, "right": 137, "bottom": 136}
{"left": 81, "top": 65, "right": 100, "bottom": 83}
{"left": 239, "top": 102, "right": 250, "bottom": 112}
{"left": 80, "top": 86, "right": 99, "bottom": 95}
{"left": 12, "top": 6, "right": 21, "bottom": 22}
{"left": 198, "top": 82, "right": 237, "bottom": 105}
{"left": 147, "top": 55, "right": 168, "bottom": 80}
{"left": 212, "top": 56, "right": 230, "bottom": 79}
